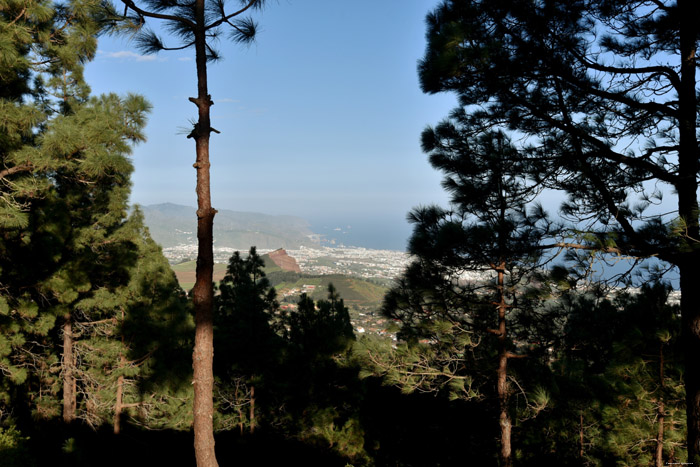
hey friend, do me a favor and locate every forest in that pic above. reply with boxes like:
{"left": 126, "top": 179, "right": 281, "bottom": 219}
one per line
{"left": 1, "top": 0, "right": 698, "bottom": 466}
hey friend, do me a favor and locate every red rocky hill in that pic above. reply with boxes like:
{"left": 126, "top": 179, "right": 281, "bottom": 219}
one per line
{"left": 267, "top": 248, "right": 302, "bottom": 273}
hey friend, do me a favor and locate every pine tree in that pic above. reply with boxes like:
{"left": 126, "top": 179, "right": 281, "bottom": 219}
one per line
{"left": 104, "top": 1, "right": 269, "bottom": 462}
{"left": 283, "top": 285, "right": 365, "bottom": 463}
{"left": 0, "top": 0, "right": 151, "bottom": 426}
{"left": 214, "top": 247, "right": 281, "bottom": 434}
{"left": 418, "top": 0, "right": 700, "bottom": 457}
{"left": 514, "top": 284, "right": 687, "bottom": 465}
{"left": 601, "top": 285, "right": 685, "bottom": 466}
{"left": 360, "top": 128, "right": 554, "bottom": 466}
{"left": 286, "top": 284, "right": 355, "bottom": 359}
{"left": 74, "top": 209, "right": 192, "bottom": 433}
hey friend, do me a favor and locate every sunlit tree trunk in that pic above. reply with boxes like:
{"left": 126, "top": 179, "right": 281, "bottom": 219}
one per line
{"left": 190, "top": 2, "right": 218, "bottom": 464}
{"left": 496, "top": 264, "right": 512, "bottom": 467}
{"left": 114, "top": 370, "right": 125, "bottom": 435}
{"left": 62, "top": 315, "right": 76, "bottom": 423}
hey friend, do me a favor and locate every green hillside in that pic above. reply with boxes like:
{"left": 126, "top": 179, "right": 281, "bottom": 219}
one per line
{"left": 170, "top": 257, "right": 388, "bottom": 309}
{"left": 260, "top": 253, "right": 283, "bottom": 273}
{"left": 267, "top": 272, "right": 387, "bottom": 308}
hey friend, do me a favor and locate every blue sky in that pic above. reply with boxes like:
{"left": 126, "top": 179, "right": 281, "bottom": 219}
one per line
{"left": 85, "top": 1, "right": 458, "bottom": 250}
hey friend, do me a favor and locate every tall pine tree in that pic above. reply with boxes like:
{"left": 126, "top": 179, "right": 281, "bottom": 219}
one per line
{"left": 360, "top": 129, "right": 553, "bottom": 466}
{"left": 214, "top": 247, "right": 281, "bottom": 435}
{"left": 418, "top": 0, "right": 700, "bottom": 457}
{"left": 104, "top": 1, "right": 269, "bottom": 462}
{"left": 0, "top": 0, "right": 152, "bottom": 427}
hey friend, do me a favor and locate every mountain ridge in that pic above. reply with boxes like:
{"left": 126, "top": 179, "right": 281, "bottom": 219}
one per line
{"left": 140, "top": 203, "right": 321, "bottom": 250}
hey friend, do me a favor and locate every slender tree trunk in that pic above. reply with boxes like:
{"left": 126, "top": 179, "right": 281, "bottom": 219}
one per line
{"left": 190, "top": 2, "right": 218, "bottom": 465}
{"left": 656, "top": 341, "right": 665, "bottom": 467}
{"left": 496, "top": 265, "right": 512, "bottom": 467}
{"left": 681, "top": 263, "right": 700, "bottom": 464}
{"left": 62, "top": 315, "right": 76, "bottom": 423}
{"left": 114, "top": 371, "right": 124, "bottom": 435}
{"left": 237, "top": 386, "right": 244, "bottom": 434}
{"left": 579, "top": 411, "right": 584, "bottom": 460}
{"left": 114, "top": 308, "right": 126, "bottom": 435}
{"left": 677, "top": 1, "right": 700, "bottom": 460}
{"left": 249, "top": 385, "right": 255, "bottom": 434}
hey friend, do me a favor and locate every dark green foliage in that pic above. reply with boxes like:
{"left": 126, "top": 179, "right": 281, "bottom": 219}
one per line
{"left": 510, "top": 284, "right": 686, "bottom": 465}
{"left": 0, "top": 0, "right": 151, "bottom": 421}
{"left": 215, "top": 246, "right": 281, "bottom": 376}
{"left": 418, "top": 0, "right": 700, "bottom": 458}
{"left": 357, "top": 125, "right": 557, "bottom": 467}
{"left": 74, "top": 209, "right": 193, "bottom": 430}
{"left": 214, "top": 247, "right": 283, "bottom": 431}
{"left": 360, "top": 130, "right": 553, "bottom": 404}
{"left": 600, "top": 284, "right": 685, "bottom": 465}
{"left": 0, "top": 0, "right": 198, "bottom": 440}
{"left": 214, "top": 252, "right": 366, "bottom": 462}
{"left": 281, "top": 286, "right": 366, "bottom": 463}
{"left": 0, "top": 419, "right": 33, "bottom": 467}
{"left": 286, "top": 284, "right": 354, "bottom": 359}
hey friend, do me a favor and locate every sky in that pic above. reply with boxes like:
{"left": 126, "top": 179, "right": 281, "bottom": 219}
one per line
{"left": 84, "top": 0, "right": 459, "bottom": 250}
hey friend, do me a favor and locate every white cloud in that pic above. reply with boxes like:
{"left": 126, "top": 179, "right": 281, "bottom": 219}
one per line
{"left": 99, "top": 50, "right": 159, "bottom": 62}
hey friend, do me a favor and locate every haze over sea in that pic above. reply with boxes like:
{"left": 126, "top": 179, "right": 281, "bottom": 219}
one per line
{"left": 310, "top": 215, "right": 413, "bottom": 252}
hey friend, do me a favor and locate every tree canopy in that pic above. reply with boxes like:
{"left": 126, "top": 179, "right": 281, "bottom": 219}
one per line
{"left": 418, "top": 0, "right": 700, "bottom": 459}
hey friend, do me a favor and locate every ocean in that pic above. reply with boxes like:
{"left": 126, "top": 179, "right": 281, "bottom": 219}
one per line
{"left": 309, "top": 217, "right": 413, "bottom": 252}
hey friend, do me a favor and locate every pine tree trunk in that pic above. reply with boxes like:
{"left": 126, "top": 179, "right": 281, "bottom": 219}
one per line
{"left": 114, "top": 373, "right": 124, "bottom": 435}
{"left": 249, "top": 385, "right": 255, "bottom": 434}
{"left": 680, "top": 262, "right": 700, "bottom": 463}
{"left": 62, "top": 315, "right": 76, "bottom": 423}
{"left": 190, "top": 3, "right": 218, "bottom": 465}
{"left": 579, "top": 411, "right": 584, "bottom": 459}
{"left": 114, "top": 309, "right": 126, "bottom": 435}
{"left": 678, "top": 0, "right": 699, "bottom": 458}
{"left": 656, "top": 341, "right": 665, "bottom": 467}
{"left": 496, "top": 266, "right": 512, "bottom": 467}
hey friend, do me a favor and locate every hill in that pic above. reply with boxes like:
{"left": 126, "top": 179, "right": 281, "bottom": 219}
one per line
{"left": 266, "top": 248, "right": 302, "bottom": 273}
{"left": 140, "top": 203, "right": 321, "bottom": 250}
{"left": 266, "top": 271, "right": 387, "bottom": 308}
{"left": 171, "top": 253, "right": 388, "bottom": 310}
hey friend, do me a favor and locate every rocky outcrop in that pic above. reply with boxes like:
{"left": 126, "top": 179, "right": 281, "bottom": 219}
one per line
{"left": 268, "top": 248, "right": 302, "bottom": 273}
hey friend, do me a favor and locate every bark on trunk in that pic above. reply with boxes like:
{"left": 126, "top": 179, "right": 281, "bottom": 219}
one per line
{"left": 249, "top": 385, "right": 255, "bottom": 434}
{"left": 496, "top": 266, "right": 512, "bottom": 467}
{"left": 579, "top": 411, "right": 584, "bottom": 459}
{"left": 190, "top": 3, "right": 218, "bottom": 465}
{"left": 678, "top": 1, "right": 700, "bottom": 459}
{"left": 680, "top": 262, "right": 700, "bottom": 463}
{"left": 62, "top": 315, "right": 76, "bottom": 423}
{"left": 114, "top": 372, "right": 124, "bottom": 435}
{"left": 114, "top": 309, "right": 126, "bottom": 435}
{"left": 656, "top": 341, "right": 665, "bottom": 467}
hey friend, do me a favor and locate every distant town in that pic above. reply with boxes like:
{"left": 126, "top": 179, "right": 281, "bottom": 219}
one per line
{"left": 162, "top": 244, "right": 411, "bottom": 337}
{"left": 162, "top": 243, "right": 412, "bottom": 281}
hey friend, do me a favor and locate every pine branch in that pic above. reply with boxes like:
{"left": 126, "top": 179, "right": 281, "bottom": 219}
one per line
{"left": 0, "top": 164, "right": 34, "bottom": 180}
{"left": 119, "top": 0, "right": 195, "bottom": 28}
